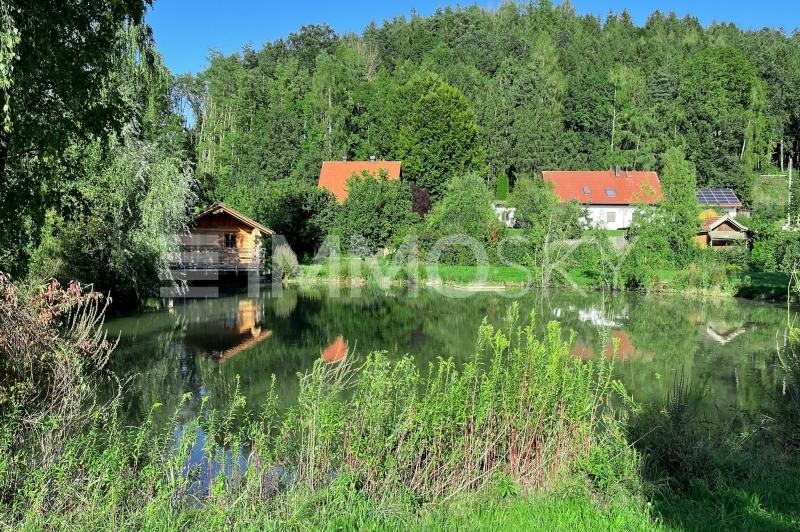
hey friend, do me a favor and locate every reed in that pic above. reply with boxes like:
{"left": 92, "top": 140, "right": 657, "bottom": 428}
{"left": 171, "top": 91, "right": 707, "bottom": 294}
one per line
{"left": 0, "top": 299, "right": 641, "bottom": 529}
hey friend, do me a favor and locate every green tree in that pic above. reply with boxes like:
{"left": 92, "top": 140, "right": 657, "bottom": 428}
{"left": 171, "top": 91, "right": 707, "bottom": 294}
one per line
{"left": 0, "top": 0, "right": 153, "bottom": 276}
{"left": 29, "top": 130, "right": 195, "bottom": 308}
{"left": 510, "top": 177, "right": 585, "bottom": 245}
{"left": 249, "top": 180, "right": 338, "bottom": 261}
{"left": 421, "top": 173, "right": 504, "bottom": 265}
{"left": 660, "top": 147, "right": 700, "bottom": 263}
{"left": 397, "top": 72, "right": 485, "bottom": 199}
{"left": 335, "top": 171, "right": 418, "bottom": 254}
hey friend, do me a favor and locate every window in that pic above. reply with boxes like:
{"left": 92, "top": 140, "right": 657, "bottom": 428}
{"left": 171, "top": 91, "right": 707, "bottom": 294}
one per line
{"left": 606, "top": 188, "right": 617, "bottom": 198}
{"left": 606, "top": 211, "right": 616, "bottom": 224}
{"left": 583, "top": 185, "right": 590, "bottom": 195}
{"left": 224, "top": 233, "right": 237, "bottom": 248}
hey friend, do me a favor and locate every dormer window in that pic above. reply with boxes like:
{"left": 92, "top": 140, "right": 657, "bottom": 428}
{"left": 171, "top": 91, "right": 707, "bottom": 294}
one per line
{"left": 606, "top": 188, "right": 617, "bottom": 198}
{"left": 583, "top": 185, "right": 590, "bottom": 195}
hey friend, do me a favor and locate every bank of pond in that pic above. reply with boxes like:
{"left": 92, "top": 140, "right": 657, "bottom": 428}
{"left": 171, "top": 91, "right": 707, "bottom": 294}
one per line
{"left": 3, "top": 284, "right": 799, "bottom": 529}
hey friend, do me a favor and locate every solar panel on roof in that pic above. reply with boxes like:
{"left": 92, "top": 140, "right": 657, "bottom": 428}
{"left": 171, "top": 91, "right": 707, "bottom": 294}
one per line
{"left": 696, "top": 188, "right": 740, "bottom": 205}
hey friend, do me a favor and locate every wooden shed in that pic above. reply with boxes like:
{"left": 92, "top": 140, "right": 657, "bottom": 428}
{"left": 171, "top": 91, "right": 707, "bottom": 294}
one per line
{"left": 180, "top": 202, "right": 274, "bottom": 270}
{"left": 696, "top": 215, "right": 752, "bottom": 248}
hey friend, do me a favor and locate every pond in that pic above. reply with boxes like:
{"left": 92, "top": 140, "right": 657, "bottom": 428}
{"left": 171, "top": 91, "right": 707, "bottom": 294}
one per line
{"left": 106, "top": 286, "right": 791, "bottom": 431}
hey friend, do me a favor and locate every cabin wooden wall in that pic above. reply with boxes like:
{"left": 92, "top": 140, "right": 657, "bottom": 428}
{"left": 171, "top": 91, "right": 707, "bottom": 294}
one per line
{"left": 189, "top": 212, "right": 261, "bottom": 264}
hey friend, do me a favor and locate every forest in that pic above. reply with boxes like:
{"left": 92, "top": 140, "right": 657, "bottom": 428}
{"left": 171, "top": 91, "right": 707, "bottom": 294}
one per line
{"left": 2, "top": 0, "right": 800, "bottom": 304}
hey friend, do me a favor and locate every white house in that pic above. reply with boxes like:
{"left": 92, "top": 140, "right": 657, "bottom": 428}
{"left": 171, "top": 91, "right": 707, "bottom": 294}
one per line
{"left": 491, "top": 200, "right": 517, "bottom": 228}
{"left": 542, "top": 168, "right": 662, "bottom": 230}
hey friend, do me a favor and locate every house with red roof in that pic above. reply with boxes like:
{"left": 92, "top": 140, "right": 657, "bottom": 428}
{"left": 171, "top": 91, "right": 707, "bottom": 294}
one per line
{"left": 542, "top": 168, "right": 662, "bottom": 230}
{"left": 318, "top": 159, "right": 402, "bottom": 203}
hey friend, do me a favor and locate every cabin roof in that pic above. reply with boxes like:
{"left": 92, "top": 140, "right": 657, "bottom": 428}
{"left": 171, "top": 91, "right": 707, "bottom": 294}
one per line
{"left": 699, "top": 215, "right": 750, "bottom": 233}
{"left": 542, "top": 170, "right": 662, "bottom": 205}
{"left": 194, "top": 202, "right": 274, "bottom": 234}
{"left": 318, "top": 160, "right": 401, "bottom": 202}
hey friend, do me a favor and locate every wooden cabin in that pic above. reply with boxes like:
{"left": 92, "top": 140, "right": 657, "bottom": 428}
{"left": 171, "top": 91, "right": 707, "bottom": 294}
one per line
{"left": 696, "top": 215, "right": 752, "bottom": 248}
{"left": 179, "top": 203, "right": 274, "bottom": 270}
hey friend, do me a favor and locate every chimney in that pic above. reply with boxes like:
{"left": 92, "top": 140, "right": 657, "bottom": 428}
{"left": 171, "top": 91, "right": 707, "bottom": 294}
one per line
{"left": 614, "top": 165, "right": 621, "bottom": 177}
{"left": 370, "top": 155, "right": 376, "bottom": 161}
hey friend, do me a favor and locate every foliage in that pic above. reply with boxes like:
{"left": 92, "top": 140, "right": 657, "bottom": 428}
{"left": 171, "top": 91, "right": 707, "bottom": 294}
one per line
{"left": 396, "top": 72, "right": 485, "bottom": 199}
{"left": 232, "top": 179, "right": 338, "bottom": 261}
{"left": 0, "top": 1, "right": 154, "bottom": 276}
{"left": 623, "top": 207, "right": 671, "bottom": 289}
{"left": 411, "top": 183, "right": 433, "bottom": 217}
{"left": 659, "top": 147, "right": 699, "bottom": 265}
{"left": 0, "top": 302, "right": 641, "bottom": 528}
{"left": 494, "top": 173, "right": 509, "bottom": 201}
{"left": 0, "top": 275, "right": 116, "bottom": 462}
{"left": 27, "top": 130, "right": 195, "bottom": 308}
{"left": 420, "top": 173, "right": 505, "bottom": 265}
{"left": 510, "top": 176, "right": 585, "bottom": 245}
{"left": 273, "top": 245, "right": 300, "bottom": 281}
{"left": 334, "top": 170, "right": 418, "bottom": 255}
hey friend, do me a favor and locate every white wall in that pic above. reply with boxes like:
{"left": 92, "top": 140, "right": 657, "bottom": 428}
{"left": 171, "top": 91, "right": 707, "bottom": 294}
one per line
{"left": 586, "top": 205, "right": 637, "bottom": 230}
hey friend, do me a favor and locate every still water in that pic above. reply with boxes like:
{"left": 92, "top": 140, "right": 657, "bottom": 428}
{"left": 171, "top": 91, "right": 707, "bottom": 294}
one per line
{"left": 106, "top": 287, "right": 791, "bottom": 428}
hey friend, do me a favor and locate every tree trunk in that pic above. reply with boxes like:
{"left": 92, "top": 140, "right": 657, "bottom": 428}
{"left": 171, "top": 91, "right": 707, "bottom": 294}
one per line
{"left": 0, "top": 131, "right": 9, "bottom": 181}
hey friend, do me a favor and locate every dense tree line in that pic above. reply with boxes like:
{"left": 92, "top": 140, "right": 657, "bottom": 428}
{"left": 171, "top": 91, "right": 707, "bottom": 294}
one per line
{"left": 3, "top": 1, "right": 800, "bottom": 304}
{"left": 184, "top": 1, "right": 800, "bottom": 212}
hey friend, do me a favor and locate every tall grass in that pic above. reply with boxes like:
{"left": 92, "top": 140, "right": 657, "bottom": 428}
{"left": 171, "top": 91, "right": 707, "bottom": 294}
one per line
{"left": 0, "top": 300, "right": 640, "bottom": 529}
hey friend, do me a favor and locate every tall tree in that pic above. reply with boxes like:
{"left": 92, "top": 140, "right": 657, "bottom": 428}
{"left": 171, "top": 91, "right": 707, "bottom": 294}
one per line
{"left": 397, "top": 72, "right": 485, "bottom": 199}
{"left": 659, "top": 147, "right": 699, "bottom": 263}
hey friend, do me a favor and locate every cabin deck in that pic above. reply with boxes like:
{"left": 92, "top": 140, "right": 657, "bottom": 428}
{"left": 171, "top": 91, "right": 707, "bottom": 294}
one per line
{"left": 169, "top": 245, "right": 265, "bottom": 272}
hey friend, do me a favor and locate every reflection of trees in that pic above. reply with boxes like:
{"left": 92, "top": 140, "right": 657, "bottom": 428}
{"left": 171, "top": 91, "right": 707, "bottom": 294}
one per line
{"left": 106, "top": 286, "right": 789, "bottom": 428}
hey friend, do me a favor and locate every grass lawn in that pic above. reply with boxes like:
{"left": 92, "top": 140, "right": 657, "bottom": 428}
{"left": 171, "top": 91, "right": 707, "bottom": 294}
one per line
{"left": 432, "top": 264, "right": 531, "bottom": 284}
{"left": 737, "top": 271, "right": 791, "bottom": 301}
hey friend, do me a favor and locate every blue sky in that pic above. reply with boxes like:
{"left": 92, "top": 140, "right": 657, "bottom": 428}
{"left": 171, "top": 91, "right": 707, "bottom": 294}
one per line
{"left": 147, "top": 1, "right": 799, "bottom": 74}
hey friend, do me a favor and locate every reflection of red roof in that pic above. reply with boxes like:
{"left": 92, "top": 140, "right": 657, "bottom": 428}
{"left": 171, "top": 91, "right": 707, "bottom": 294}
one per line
{"left": 570, "top": 331, "right": 637, "bottom": 361}
{"left": 318, "top": 161, "right": 401, "bottom": 203}
{"left": 542, "top": 171, "right": 661, "bottom": 205}
{"left": 321, "top": 336, "right": 348, "bottom": 363}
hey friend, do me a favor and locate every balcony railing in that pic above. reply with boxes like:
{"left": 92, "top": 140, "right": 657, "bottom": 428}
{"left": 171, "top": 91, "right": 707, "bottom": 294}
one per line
{"left": 170, "top": 246, "right": 263, "bottom": 270}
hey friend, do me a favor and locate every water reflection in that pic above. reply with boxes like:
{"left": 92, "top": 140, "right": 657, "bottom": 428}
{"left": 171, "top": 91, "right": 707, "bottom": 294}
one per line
{"left": 106, "top": 288, "right": 790, "bottom": 429}
{"left": 321, "top": 335, "right": 348, "bottom": 364}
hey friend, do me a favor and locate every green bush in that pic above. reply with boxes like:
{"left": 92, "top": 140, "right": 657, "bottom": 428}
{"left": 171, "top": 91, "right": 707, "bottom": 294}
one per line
{"left": 421, "top": 173, "right": 506, "bottom": 265}
{"left": 334, "top": 170, "right": 419, "bottom": 255}
{"left": 243, "top": 179, "right": 338, "bottom": 261}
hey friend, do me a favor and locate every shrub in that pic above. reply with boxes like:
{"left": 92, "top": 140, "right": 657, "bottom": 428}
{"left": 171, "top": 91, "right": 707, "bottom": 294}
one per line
{"left": 245, "top": 179, "right": 338, "bottom": 261}
{"left": 411, "top": 184, "right": 433, "bottom": 218}
{"left": 0, "top": 274, "right": 116, "bottom": 463}
{"left": 273, "top": 245, "right": 300, "bottom": 281}
{"left": 421, "top": 173, "right": 505, "bottom": 265}
{"left": 335, "top": 171, "right": 419, "bottom": 255}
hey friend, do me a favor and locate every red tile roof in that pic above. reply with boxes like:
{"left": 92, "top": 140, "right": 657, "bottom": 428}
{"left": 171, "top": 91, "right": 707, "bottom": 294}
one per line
{"left": 542, "top": 170, "right": 662, "bottom": 205}
{"left": 318, "top": 161, "right": 402, "bottom": 203}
